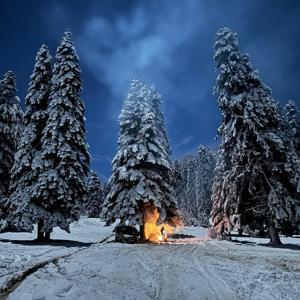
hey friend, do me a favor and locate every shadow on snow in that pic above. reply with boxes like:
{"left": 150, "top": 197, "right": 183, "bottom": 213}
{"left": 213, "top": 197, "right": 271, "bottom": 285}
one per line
{"left": 0, "top": 238, "right": 92, "bottom": 247}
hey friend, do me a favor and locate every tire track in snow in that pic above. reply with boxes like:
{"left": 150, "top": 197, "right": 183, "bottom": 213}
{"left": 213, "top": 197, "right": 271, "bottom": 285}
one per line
{"left": 152, "top": 243, "right": 234, "bottom": 300}
{"left": 0, "top": 251, "right": 77, "bottom": 300}
{"left": 0, "top": 234, "right": 114, "bottom": 300}
{"left": 190, "top": 244, "right": 236, "bottom": 300}
{"left": 154, "top": 245, "right": 186, "bottom": 300}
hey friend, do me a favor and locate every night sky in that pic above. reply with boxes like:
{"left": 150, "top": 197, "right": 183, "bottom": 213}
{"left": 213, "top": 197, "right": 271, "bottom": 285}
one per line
{"left": 1, "top": 0, "right": 300, "bottom": 180}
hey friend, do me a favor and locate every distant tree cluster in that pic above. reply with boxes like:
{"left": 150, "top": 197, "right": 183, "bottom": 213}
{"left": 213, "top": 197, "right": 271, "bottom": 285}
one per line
{"left": 173, "top": 146, "right": 216, "bottom": 227}
{"left": 210, "top": 28, "right": 300, "bottom": 245}
{"left": 83, "top": 171, "right": 105, "bottom": 218}
{"left": 284, "top": 100, "right": 300, "bottom": 154}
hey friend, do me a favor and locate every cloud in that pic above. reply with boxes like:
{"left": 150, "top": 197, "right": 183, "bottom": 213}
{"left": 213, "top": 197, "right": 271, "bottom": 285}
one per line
{"left": 76, "top": 0, "right": 205, "bottom": 113}
{"left": 91, "top": 154, "right": 112, "bottom": 163}
{"left": 174, "top": 136, "right": 194, "bottom": 149}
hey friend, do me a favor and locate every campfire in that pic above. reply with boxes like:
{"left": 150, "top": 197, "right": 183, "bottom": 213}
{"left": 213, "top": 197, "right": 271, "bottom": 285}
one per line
{"left": 141, "top": 203, "right": 181, "bottom": 243}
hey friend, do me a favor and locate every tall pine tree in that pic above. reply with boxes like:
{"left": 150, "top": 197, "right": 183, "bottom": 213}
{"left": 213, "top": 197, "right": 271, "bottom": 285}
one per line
{"left": 210, "top": 28, "right": 300, "bottom": 244}
{"left": 0, "top": 71, "right": 23, "bottom": 222}
{"left": 102, "top": 79, "right": 179, "bottom": 238}
{"left": 36, "top": 32, "right": 90, "bottom": 236}
{"left": 7, "top": 45, "right": 52, "bottom": 238}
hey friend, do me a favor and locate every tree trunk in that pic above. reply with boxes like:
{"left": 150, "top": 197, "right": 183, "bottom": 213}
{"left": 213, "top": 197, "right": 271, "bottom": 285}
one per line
{"left": 37, "top": 220, "right": 44, "bottom": 241}
{"left": 139, "top": 203, "right": 146, "bottom": 242}
{"left": 237, "top": 228, "right": 243, "bottom": 236}
{"left": 139, "top": 225, "right": 145, "bottom": 241}
{"left": 44, "top": 231, "right": 51, "bottom": 241}
{"left": 268, "top": 225, "right": 282, "bottom": 246}
{"left": 208, "top": 228, "right": 218, "bottom": 239}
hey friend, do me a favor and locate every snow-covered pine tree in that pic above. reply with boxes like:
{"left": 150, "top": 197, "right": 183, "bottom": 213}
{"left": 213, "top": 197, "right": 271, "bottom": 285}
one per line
{"left": 210, "top": 28, "right": 300, "bottom": 244}
{"left": 10, "top": 32, "right": 90, "bottom": 238}
{"left": 6, "top": 45, "right": 52, "bottom": 239}
{"left": 284, "top": 100, "right": 300, "bottom": 154}
{"left": 102, "top": 79, "right": 179, "bottom": 239}
{"left": 84, "top": 171, "right": 103, "bottom": 218}
{"left": 0, "top": 71, "right": 23, "bottom": 221}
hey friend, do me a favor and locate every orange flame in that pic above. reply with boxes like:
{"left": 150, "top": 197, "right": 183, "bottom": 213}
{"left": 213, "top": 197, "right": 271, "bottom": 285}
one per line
{"left": 142, "top": 204, "right": 176, "bottom": 243}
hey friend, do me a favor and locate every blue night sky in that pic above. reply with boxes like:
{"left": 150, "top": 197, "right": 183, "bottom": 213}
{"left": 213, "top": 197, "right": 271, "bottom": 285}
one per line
{"left": 0, "top": 0, "right": 300, "bottom": 181}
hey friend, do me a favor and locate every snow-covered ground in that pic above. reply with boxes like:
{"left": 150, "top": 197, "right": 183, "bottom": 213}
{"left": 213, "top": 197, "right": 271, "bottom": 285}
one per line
{"left": 0, "top": 217, "right": 113, "bottom": 297}
{"left": 0, "top": 218, "right": 299, "bottom": 300}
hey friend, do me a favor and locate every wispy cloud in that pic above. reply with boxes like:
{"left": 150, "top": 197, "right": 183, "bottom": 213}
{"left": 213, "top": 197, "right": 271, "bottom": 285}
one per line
{"left": 174, "top": 136, "right": 194, "bottom": 149}
{"left": 91, "top": 153, "right": 112, "bottom": 163}
{"left": 76, "top": 0, "right": 204, "bottom": 104}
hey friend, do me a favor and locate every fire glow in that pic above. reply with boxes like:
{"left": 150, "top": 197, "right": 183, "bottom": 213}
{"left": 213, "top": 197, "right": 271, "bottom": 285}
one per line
{"left": 142, "top": 204, "right": 178, "bottom": 243}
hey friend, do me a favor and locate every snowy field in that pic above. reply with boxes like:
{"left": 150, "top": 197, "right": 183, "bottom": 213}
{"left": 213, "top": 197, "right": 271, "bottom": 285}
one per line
{"left": 0, "top": 218, "right": 299, "bottom": 300}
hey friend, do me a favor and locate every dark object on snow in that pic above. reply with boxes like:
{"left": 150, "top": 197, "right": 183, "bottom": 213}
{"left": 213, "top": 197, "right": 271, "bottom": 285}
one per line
{"left": 172, "top": 233, "right": 196, "bottom": 239}
{"left": 114, "top": 225, "right": 139, "bottom": 244}
{"left": 161, "top": 226, "right": 168, "bottom": 241}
